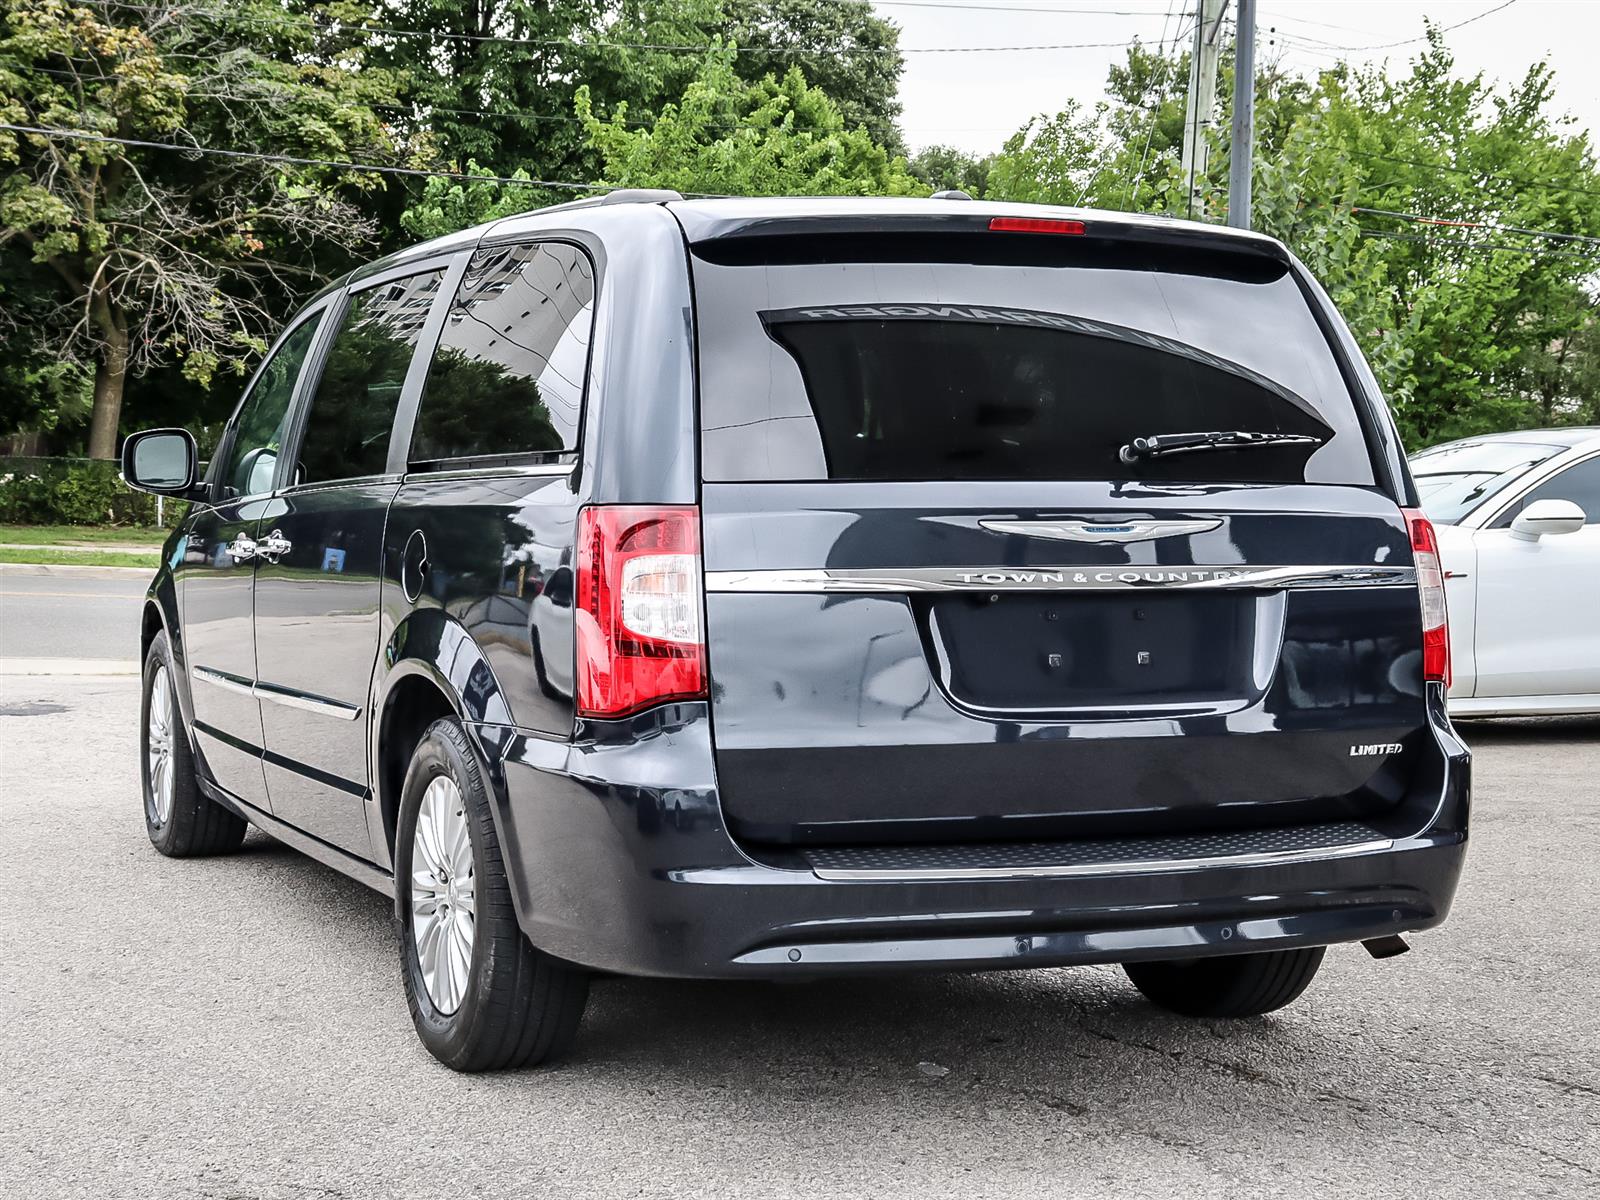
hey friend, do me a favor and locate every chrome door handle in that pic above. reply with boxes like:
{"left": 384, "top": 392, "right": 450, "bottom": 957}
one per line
{"left": 226, "top": 534, "right": 257, "bottom": 562}
{"left": 257, "top": 529, "right": 293, "bottom": 563}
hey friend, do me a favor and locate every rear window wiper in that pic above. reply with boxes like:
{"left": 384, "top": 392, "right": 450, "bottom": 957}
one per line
{"left": 1118, "top": 429, "right": 1325, "bottom": 464}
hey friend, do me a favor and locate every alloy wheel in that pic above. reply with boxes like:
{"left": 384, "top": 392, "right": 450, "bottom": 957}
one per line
{"left": 146, "top": 664, "right": 176, "bottom": 826}
{"left": 410, "top": 775, "right": 476, "bottom": 1015}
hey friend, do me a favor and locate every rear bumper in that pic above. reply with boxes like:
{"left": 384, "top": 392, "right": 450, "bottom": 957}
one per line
{"left": 471, "top": 693, "right": 1469, "bottom": 979}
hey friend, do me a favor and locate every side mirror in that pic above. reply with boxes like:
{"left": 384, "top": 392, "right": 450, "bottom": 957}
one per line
{"left": 121, "top": 428, "right": 199, "bottom": 497}
{"left": 1509, "top": 497, "right": 1586, "bottom": 541}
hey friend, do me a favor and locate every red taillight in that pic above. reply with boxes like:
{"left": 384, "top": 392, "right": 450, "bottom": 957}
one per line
{"left": 1402, "top": 507, "right": 1450, "bottom": 686}
{"left": 575, "top": 505, "right": 707, "bottom": 719}
{"left": 988, "top": 216, "right": 1086, "bottom": 235}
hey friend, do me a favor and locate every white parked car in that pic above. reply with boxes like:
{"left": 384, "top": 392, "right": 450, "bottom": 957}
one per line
{"left": 1410, "top": 427, "right": 1600, "bottom": 716}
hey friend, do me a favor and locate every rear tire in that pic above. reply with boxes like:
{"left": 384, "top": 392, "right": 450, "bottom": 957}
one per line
{"left": 141, "top": 631, "right": 247, "bottom": 857}
{"left": 1123, "top": 947, "right": 1326, "bottom": 1018}
{"left": 396, "top": 717, "right": 589, "bottom": 1071}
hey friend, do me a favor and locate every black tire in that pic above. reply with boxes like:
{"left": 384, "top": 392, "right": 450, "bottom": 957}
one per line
{"left": 1123, "top": 947, "right": 1326, "bottom": 1018}
{"left": 141, "top": 631, "right": 247, "bottom": 857}
{"left": 396, "top": 717, "right": 589, "bottom": 1071}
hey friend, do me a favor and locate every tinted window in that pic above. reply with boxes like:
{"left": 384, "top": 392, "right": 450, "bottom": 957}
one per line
{"left": 1412, "top": 438, "right": 1568, "bottom": 525}
{"left": 296, "top": 271, "right": 444, "bottom": 485}
{"left": 220, "top": 317, "right": 320, "bottom": 499}
{"left": 693, "top": 241, "right": 1374, "bottom": 485}
{"left": 1492, "top": 454, "right": 1600, "bottom": 526}
{"left": 411, "top": 241, "right": 594, "bottom": 466}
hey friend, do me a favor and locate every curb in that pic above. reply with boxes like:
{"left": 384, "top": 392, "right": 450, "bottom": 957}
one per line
{"left": 0, "top": 658, "right": 141, "bottom": 676}
{"left": 0, "top": 562, "right": 154, "bottom": 578}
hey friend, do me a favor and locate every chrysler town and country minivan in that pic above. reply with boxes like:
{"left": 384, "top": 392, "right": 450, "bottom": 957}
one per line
{"left": 122, "top": 194, "right": 1470, "bottom": 1071}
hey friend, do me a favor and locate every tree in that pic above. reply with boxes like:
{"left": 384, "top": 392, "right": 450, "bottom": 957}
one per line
{"left": 986, "top": 100, "right": 1103, "bottom": 207}
{"left": 373, "top": 0, "right": 908, "bottom": 237}
{"left": 369, "top": 0, "right": 722, "bottom": 195}
{"left": 578, "top": 52, "right": 923, "bottom": 198}
{"left": 907, "top": 144, "right": 991, "bottom": 197}
{"left": 722, "top": 0, "right": 905, "bottom": 154}
{"left": 0, "top": 0, "right": 403, "bottom": 457}
{"left": 986, "top": 32, "right": 1600, "bottom": 447}
{"left": 1247, "top": 37, "right": 1600, "bottom": 444}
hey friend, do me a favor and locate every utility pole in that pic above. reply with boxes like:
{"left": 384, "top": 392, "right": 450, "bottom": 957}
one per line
{"left": 1180, "top": 0, "right": 1228, "bottom": 221}
{"left": 1227, "top": 0, "right": 1256, "bottom": 229}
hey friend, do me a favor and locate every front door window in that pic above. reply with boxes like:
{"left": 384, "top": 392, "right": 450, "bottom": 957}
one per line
{"left": 220, "top": 318, "right": 322, "bottom": 500}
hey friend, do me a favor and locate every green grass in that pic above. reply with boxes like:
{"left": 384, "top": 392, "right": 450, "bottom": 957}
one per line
{"left": 0, "top": 547, "right": 161, "bottom": 568}
{"left": 0, "top": 523, "right": 169, "bottom": 546}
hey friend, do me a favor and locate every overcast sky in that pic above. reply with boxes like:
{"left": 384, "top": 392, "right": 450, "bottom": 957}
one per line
{"left": 880, "top": 0, "right": 1597, "bottom": 155}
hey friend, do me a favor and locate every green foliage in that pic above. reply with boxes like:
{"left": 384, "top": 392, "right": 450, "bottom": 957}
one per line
{"left": 0, "top": 457, "right": 181, "bottom": 526}
{"left": 371, "top": 0, "right": 725, "bottom": 189}
{"left": 6, "top": 4, "right": 1600, "bottom": 459}
{"left": 0, "top": 0, "right": 404, "bottom": 456}
{"left": 399, "top": 165, "right": 556, "bottom": 243}
{"left": 722, "top": 0, "right": 905, "bottom": 154}
{"left": 907, "top": 144, "right": 992, "bottom": 197}
{"left": 987, "top": 33, "right": 1600, "bottom": 448}
{"left": 578, "top": 53, "right": 924, "bottom": 197}
{"left": 987, "top": 101, "right": 1103, "bottom": 207}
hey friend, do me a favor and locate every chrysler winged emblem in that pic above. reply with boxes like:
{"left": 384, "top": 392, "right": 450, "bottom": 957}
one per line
{"left": 978, "top": 517, "right": 1223, "bottom": 544}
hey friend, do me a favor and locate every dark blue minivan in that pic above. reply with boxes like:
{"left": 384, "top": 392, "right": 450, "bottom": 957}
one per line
{"left": 122, "top": 194, "right": 1469, "bottom": 1071}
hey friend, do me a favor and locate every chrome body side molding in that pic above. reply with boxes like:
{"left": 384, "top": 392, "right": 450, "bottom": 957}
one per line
{"left": 192, "top": 666, "right": 362, "bottom": 721}
{"left": 190, "top": 665, "right": 256, "bottom": 698}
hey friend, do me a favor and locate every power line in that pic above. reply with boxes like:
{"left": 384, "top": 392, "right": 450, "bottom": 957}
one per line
{"left": 119, "top": 4, "right": 1135, "bottom": 55}
{"left": 1354, "top": 206, "right": 1600, "bottom": 250}
{"left": 1127, "top": 1, "right": 1184, "bottom": 207}
{"left": 1349, "top": 149, "right": 1600, "bottom": 203}
{"left": 1359, "top": 226, "right": 1600, "bottom": 263}
{"left": 1305, "top": 0, "right": 1519, "bottom": 53}
{"left": 0, "top": 122, "right": 614, "bottom": 192}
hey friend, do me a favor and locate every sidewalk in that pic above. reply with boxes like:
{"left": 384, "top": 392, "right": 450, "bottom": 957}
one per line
{"left": 0, "top": 561, "right": 153, "bottom": 577}
{"left": 0, "top": 540, "right": 160, "bottom": 555}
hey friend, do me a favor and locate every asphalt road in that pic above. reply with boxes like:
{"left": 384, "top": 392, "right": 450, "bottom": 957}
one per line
{"left": 0, "top": 565, "right": 146, "bottom": 665}
{"left": 1, "top": 674, "right": 1596, "bottom": 1198}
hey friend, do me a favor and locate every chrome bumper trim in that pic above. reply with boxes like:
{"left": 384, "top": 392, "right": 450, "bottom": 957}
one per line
{"left": 705, "top": 565, "right": 1417, "bottom": 594}
{"left": 808, "top": 839, "right": 1397, "bottom": 882}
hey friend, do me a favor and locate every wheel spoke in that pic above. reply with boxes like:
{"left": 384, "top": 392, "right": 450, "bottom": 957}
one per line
{"left": 447, "top": 918, "right": 472, "bottom": 1007}
{"left": 430, "top": 783, "right": 453, "bottom": 871}
{"left": 409, "top": 772, "right": 475, "bottom": 1015}
{"left": 146, "top": 664, "right": 178, "bottom": 825}
{"left": 448, "top": 809, "right": 472, "bottom": 878}
{"left": 416, "top": 800, "right": 445, "bottom": 874}
{"left": 416, "top": 911, "right": 445, "bottom": 993}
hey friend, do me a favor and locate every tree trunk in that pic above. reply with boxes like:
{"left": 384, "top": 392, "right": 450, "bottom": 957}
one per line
{"left": 86, "top": 323, "right": 130, "bottom": 460}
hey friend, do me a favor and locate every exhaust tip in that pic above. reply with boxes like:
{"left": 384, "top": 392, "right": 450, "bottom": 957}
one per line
{"left": 1363, "top": 934, "right": 1410, "bottom": 959}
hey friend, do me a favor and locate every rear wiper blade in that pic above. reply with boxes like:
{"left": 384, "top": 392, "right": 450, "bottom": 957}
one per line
{"left": 1118, "top": 429, "right": 1325, "bottom": 464}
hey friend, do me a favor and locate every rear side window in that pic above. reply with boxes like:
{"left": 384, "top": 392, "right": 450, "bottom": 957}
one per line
{"left": 410, "top": 241, "right": 594, "bottom": 467}
{"left": 692, "top": 238, "right": 1375, "bottom": 485}
{"left": 297, "top": 270, "right": 445, "bottom": 485}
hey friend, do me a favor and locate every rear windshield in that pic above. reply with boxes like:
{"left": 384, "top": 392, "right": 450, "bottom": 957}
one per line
{"left": 691, "top": 237, "right": 1375, "bottom": 485}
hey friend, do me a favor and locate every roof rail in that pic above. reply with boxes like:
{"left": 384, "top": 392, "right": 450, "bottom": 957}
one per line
{"left": 515, "top": 187, "right": 686, "bottom": 218}
{"left": 599, "top": 187, "right": 684, "bottom": 205}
